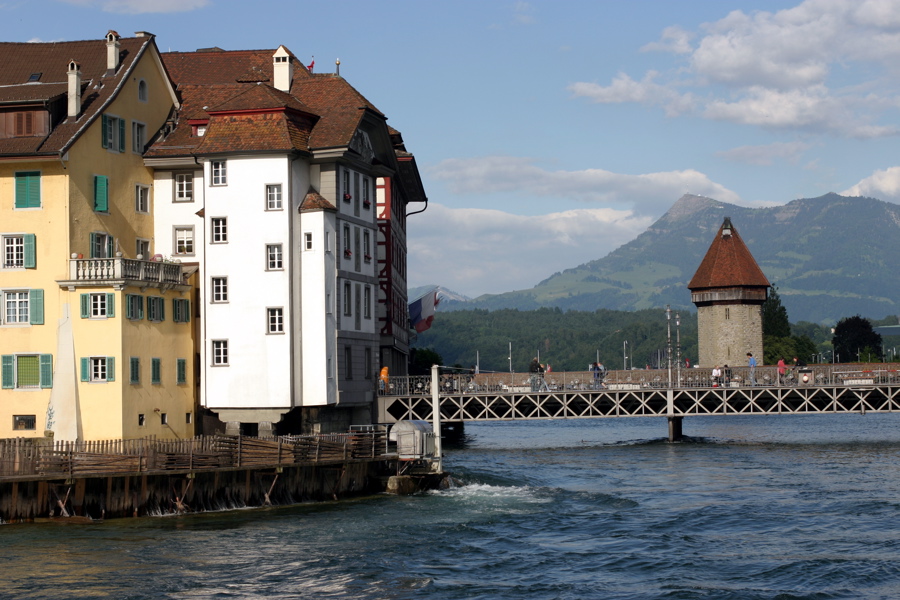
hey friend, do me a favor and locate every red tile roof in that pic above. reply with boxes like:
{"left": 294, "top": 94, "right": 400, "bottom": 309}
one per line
{"left": 300, "top": 189, "right": 336, "bottom": 212}
{"left": 162, "top": 49, "right": 311, "bottom": 86}
{"left": 0, "top": 35, "right": 161, "bottom": 157}
{"left": 688, "top": 217, "right": 770, "bottom": 290}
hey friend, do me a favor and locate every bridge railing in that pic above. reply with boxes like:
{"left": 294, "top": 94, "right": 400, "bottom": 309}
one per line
{"left": 378, "top": 364, "right": 900, "bottom": 396}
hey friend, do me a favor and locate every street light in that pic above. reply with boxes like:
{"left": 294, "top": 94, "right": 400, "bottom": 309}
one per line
{"left": 675, "top": 311, "right": 682, "bottom": 387}
{"left": 623, "top": 340, "right": 628, "bottom": 371}
{"left": 665, "top": 305, "right": 673, "bottom": 387}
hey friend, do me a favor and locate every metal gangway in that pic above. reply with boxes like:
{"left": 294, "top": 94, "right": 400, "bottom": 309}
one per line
{"left": 376, "top": 364, "right": 900, "bottom": 441}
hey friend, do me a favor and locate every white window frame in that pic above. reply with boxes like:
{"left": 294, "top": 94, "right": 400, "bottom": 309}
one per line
{"left": 132, "top": 121, "right": 146, "bottom": 154}
{"left": 3, "top": 290, "right": 29, "bottom": 325}
{"left": 343, "top": 282, "right": 352, "bottom": 316}
{"left": 89, "top": 357, "right": 109, "bottom": 382}
{"left": 136, "top": 238, "right": 150, "bottom": 260}
{"left": 105, "top": 115, "right": 123, "bottom": 153}
{"left": 304, "top": 232, "right": 313, "bottom": 251}
{"left": 89, "top": 293, "right": 108, "bottom": 318}
{"left": 266, "top": 184, "right": 283, "bottom": 210}
{"left": 211, "top": 277, "right": 228, "bottom": 303}
{"left": 174, "top": 172, "right": 193, "bottom": 202}
{"left": 267, "top": 307, "right": 284, "bottom": 334}
{"left": 266, "top": 244, "right": 283, "bottom": 270}
{"left": 134, "top": 184, "right": 150, "bottom": 214}
{"left": 7, "top": 355, "right": 43, "bottom": 389}
{"left": 211, "top": 160, "right": 227, "bottom": 186}
{"left": 212, "top": 340, "right": 229, "bottom": 366}
{"left": 174, "top": 226, "right": 194, "bottom": 256}
{"left": 92, "top": 232, "right": 112, "bottom": 258}
{"left": 211, "top": 217, "right": 228, "bottom": 244}
{"left": 3, "top": 235, "right": 24, "bottom": 269}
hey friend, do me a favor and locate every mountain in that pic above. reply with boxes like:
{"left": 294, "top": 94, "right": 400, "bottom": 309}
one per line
{"left": 440, "top": 193, "right": 900, "bottom": 324}
{"left": 408, "top": 285, "right": 472, "bottom": 304}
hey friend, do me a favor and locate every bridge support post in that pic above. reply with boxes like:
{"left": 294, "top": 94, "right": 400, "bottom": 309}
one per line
{"left": 668, "top": 416, "right": 683, "bottom": 442}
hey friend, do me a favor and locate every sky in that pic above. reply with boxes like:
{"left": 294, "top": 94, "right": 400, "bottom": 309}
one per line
{"left": 4, "top": 0, "right": 900, "bottom": 298}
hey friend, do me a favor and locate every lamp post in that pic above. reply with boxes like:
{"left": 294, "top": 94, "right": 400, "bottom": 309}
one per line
{"left": 675, "top": 311, "right": 682, "bottom": 387}
{"left": 665, "top": 305, "right": 673, "bottom": 388}
{"left": 508, "top": 342, "right": 512, "bottom": 374}
{"left": 623, "top": 340, "right": 628, "bottom": 371}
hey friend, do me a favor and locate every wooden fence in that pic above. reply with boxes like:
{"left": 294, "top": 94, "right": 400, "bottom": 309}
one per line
{"left": 0, "top": 431, "right": 390, "bottom": 480}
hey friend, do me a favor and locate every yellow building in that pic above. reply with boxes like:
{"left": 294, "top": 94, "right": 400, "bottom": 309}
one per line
{"left": 0, "top": 31, "right": 195, "bottom": 441}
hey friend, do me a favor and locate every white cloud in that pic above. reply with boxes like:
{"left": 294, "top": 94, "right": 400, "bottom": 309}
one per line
{"left": 571, "top": 0, "right": 900, "bottom": 138}
{"left": 717, "top": 141, "right": 811, "bottom": 166}
{"left": 429, "top": 156, "right": 742, "bottom": 215}
{"left": 641, "top": 25, "right": 695, "bottom": 54}
{"left": 407, "top": 203, "right": 653, "bottom": 296}
{"left": 60, "top": 0, "right": 209, "bottom": 13}
{"left": 842, "top": 166, "right": 900, "bottom": 201}
{"left": 512, "top": 1, "right": 536, "bottom": 25}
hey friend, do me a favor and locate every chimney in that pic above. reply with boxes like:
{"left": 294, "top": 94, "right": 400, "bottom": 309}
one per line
{"left": 273, "top": 45, "right": 293, "bottom": 92}
{"left": 67, "top": 60, "right": 81, "bottom": 118}
{"left": 106, "top": 30, "right": 121, "bottom": 72}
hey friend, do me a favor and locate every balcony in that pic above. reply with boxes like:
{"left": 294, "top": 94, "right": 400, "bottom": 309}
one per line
{"left": 60, "top": 255, "right": 190, "bottom": 291}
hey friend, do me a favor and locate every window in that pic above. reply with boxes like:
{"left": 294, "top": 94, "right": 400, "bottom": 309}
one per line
{"left": 363, "top": 177, "right": 371, "bottom": 208}
{"left": 90, "top": 232, "right": 113, "bottom": 258}
{"left": 266, "top": 184, "right": 282, "bottom": 210}
{"left": 151, "top": 358, "right": 161, "bottom": 384}
{"left": 101, "top": 115, "right": 125, "bottom": 152}
{"left": 211, "top": 160, "right": 227, "bottom": 185}
{"left": 364, "top": 347, "right": 372, "bottom": 379}
{"left": 212, "top": 340, "right": 228, "bottom": 365}
{"left": 353, "top": 173, "right": 360, "bottom": 216}
{"left": 80, "top": 293, "right": 114, "bottom": 319}
{"left": 363, "top": 230, "right": 371, "bottom": 262}
{"left": 177, "top": 358, "right": 187, "bottom": 385}
{"left": 13, "top": 415, "right": 36, "bottom": 430}
{"left": 125, "top": 294, "right": 144, "bottom": 320}
{"left": 147, "top": 296, "right": 165, "bottom": 322}
{"left": 725, "top": 307, "right": 731, "bottom": 320}
{"left": 136, "top": 238, "right": 150, "bottom": 259}
{"left": 267, "top": 244, "right": 283, "bottom": 270}
{"left": 174, "top": 226, "right": 194, "bottom": 255}
{"left": 81, "top": 356, "right": 115, "bottom": 382}
{"left": 1, "top": 354, "right": 52, "bottom": 389}
{"left": 173, "top": 298, "right": 191, "bottom": 323}
{"left": 326, "top": 292, "right": 332, "bottom": 315}
{"left": 14, "top": 172, "right": 40, "bottom": 209}
{"left": 342, "top": 170, "right": 350, "bottom": 201}
{"left": 174, "top": 173, "right": 193, "bottom": 202}
{"left": 211, "top": 217, "right": 227, "bottom": 243}
{"left": 343, "top": 282, "right": 351, "bottom": 316}
{"left": 267, "top": 307, "right": 284, "bottom": 334}
{"left": 364, "top": 286, "right": 372, "bottom": 319}
{"left": 15, "top": 111, "right": 34, "bottom": 136}
{"left": 343, "top": 225, "right": 350, "bottom": 258}
{"left": 304, "top": 232, "right": 313, "bottom": 251}
{"left": 3, "top": 234, "right": 35, "bottom": 269}
{"left": 160, "top": 412, "right": 168, "bottom": 426}
{"left": 135, "top": 184, "right": 149, "bottom": 213}
{"left": 138, "top": 413, "right": 145, "bottom": 427}
{"left": 344, "top": 346, "right": 353, "bottom": 379}
{"left": 211, "top": 277, "right": 228, "bottom": 302}
{"left": 3, "top": 289, "right": 42, "bottom": 325}
{"left": 186, "top": 412, "right": 193, "bottom": 424}
{"left": 132, "top": 122, "right": 146, "bottom": 153}
{"left": 94, "top": 175, "right": 109, "bottom": 212}
{"left": 137, "top": 79, "right": 148, "bottom": 102}
{"left": 130, "top": 357, "right": 140, "bottom": 384}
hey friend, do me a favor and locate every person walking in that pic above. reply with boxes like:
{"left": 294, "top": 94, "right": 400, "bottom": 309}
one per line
{"left": 529, "top": 357, "right": 542, "bottom": 392}
{"left": 777, "top": 356, "right": 787, "bottom": 385}
{"left": 711, "top": 365, "right": 721, "bottom": 388}
{"left": 747, "top": 352, "right": 757, "bottom": 385}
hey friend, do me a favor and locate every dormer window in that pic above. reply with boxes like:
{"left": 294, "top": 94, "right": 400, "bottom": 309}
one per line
{"left": 275, "top": 56, "right": 288, "bottom": 63}
{"left": 192, "top": 123, "right": 207, "bottom": 137}
{"left": 27, "top": 72, "right": 41, "bottom": 83}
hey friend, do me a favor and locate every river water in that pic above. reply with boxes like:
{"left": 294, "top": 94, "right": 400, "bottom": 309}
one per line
{"left": 4, "top": 414, "right": 900, "bottom": 599}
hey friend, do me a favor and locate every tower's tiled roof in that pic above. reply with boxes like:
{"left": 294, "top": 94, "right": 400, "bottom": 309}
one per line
{"left": 688, "top": 217, "right": 770, "bottom": 290}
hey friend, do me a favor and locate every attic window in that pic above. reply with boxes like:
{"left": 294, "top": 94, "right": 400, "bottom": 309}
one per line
{"left": 192, "top": 124, "right": 207, "bottom": 137}
{"left": 275, "top": 56, "right": 288, "bottom": 63}
{"left": 722, "top": 227, "right": 732, "bottom": 237}
{"left": 27, "top": 72, "right": 42, "bottom": 83}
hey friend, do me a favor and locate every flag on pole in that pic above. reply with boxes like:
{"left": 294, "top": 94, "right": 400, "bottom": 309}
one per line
{"left": 409, "top": 288, "right": 440, "bottom": 333}
{"left": 307, "top": 57, "right": 315, "bottom": 72}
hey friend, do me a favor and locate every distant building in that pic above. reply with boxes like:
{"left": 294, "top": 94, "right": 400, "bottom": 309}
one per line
{"left": 688, "top": 217, "right": 770, "bottom": 368}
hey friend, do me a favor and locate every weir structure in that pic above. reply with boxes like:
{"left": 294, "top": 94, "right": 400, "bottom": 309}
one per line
{"left": 377, "top": 365, "right": 900, "bottom": 442}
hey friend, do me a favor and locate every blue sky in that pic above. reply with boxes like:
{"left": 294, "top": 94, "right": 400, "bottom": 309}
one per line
{"left": 5, "top": 0, "right": 900, "bottom": 297}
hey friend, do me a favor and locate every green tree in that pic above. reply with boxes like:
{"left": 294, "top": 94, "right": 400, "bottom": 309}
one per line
{"left": 832, "top": 315, "right": 882, "bottom": 362}
{"left": 408, "top": 348, "right": 443, "bottom": 375}
{"left": 791, "top": 334, "right": 818, "bottom": 364}
{"left": 762, "top": 286, "right": 791, "bottom": 337}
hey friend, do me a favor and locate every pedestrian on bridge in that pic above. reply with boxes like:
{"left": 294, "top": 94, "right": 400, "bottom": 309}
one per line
{"left": 529, "top": 358, "right": 542, "bottom": 392}
{"left": 747, "top": 353, "right": 757, "bottom": 385}
{"left": 777, "top": 357, "right": 787, "bottom": 385}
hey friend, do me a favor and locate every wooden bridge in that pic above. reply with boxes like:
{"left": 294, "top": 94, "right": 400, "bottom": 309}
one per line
{"left": 376, "top": 364, "right": 900, "bottom": 441}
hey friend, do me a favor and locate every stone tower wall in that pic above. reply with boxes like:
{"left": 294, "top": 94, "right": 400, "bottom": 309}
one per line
{"left": 697, "top": 303, "right": 764, "bottom": 369}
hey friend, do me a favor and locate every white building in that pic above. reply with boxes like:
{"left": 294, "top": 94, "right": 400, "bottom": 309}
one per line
{"left": 146, "top": 46, "right": 425, "bottom": 434}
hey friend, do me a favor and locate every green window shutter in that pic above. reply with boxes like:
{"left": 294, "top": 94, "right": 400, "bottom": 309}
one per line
{"left": 159, "top": 298, "right": 165, "bottom": 321}
{"left": 101, "top": 115, "right": 109, "bottom": 149}
{"left": 15, "top": 172, "right": 40, "bottom": 209}
{"left": 29, "top": 289, "right": 44, "bottom": 325}
{"left": 106, "top": 293, "right": 115, "bottom": 318}
{"left": 40, "top": 354, "right": 53, "bottom": 389}
{"left": 80, "top": 357, "right": 89, "bottom": 382}
{"left": 94, "top": 175, "right": 109, "bottom": 212}
{"left": 2, "top": 355, "right": 13, "bottom": 389}
{"left": 173, "top": 298, "right": 181, "bottom": 323}
{"left": 151, "top": 358, "right": 160, "bottom": 384}
{"left": 184, "top": 300, "right": 191, "bottom": 323}
{"left": 118, "top": 118, "right": 125, "bottom": 153}
{"left": 107, "top": 235, "right": 114, "bottom": 257}
{"left": 80, "top": 294, "right": 90, "bottom": 318}
{"left": 177, "top": 358, "right": 186, "bottom": 384}
{"left": 15, "top": 174, "right": 27, "bottom": 208}
{"left": 89, "top": 232, "right": 97, "bottom": 258}
{"left": 23, "top": 234, "right": 36, "bottom": 268}
{"left": 106, "top": 356, "right": 115, "bottom": 382}
{"left": 130, "top": 357, "right": 140, "bottom": 384}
